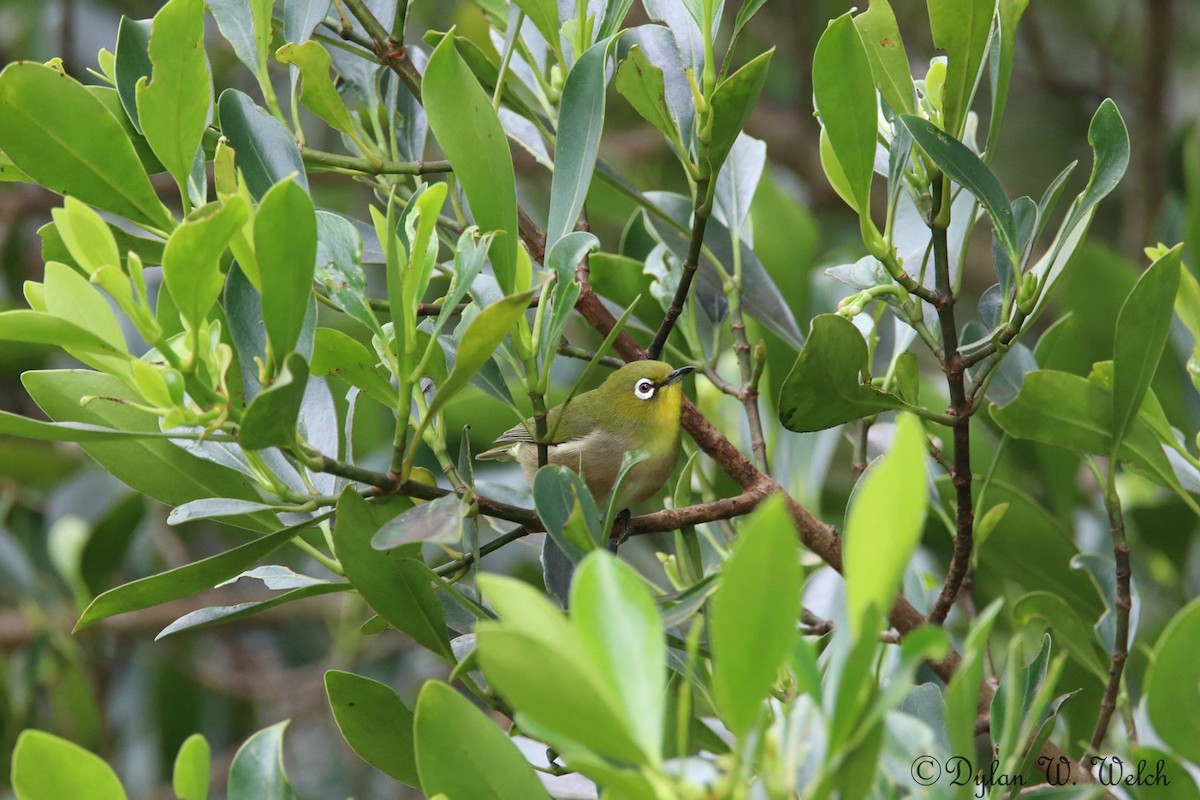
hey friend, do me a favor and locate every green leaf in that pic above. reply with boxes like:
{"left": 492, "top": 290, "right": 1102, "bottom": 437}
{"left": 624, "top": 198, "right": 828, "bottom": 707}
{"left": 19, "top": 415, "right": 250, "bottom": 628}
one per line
{"left": 314, "top": 212, "right": 381, "bottom": 335}
{"left": 0, "top": 62, "right": 171, "bottom": 230}
{"left": 1144, "top": 596, "right": 1200, "bottom": 764}
{"left": 1030, "top": 100, "right": 1130, "bottom": 318}
{"left": 1176, "top": 263, "right": 1200, "bottom": 392}
{"left": 899, "top": 114, "right": 1018, "bottom": 262}
{"left": 311, "top": 328, "right": 397, "bottom": 406}
{"left": 240, "top": 352, "right": 310, "bottom": 450}
{"left": 533, "top": 465, "right": 603, "bottom": 558}
{"left": 731, "top": 0, "right": 769, "bottom": 41}
{"left": 172, "top": 734, "right": 211, "bottom": 800}
{"left": 11, "top": 730, "right": 127, "bottom": 800}
{"left": 50, "top": 196, "right": 122, "bottom": 276}
{"left": 217, "top": 89, "right": 308, "bottom": 200}
{"left": 0, "top": 411, "right": 180, "bottom": 442}
{"left": 1111, "top": 244, "right": 1182, "bottom": 451}
{"left": 708, "top": 48, "right": 774, "bottom": 175}
{"left": 275, "top": 41, "right": 358, "bottom": 136}
{"left": 136, "top": 0, "right": 212, "bottom": 194}
{"left": 372, "top": 494, "right": 467, "bottom": 549}
{"left": 23, "top": 370, "right": 275, "bottom": 527}
{"left": 162, "top": 197, "right": 249, "bottom": 330}
{"left": 570, "top": 551, "right": 666, "bottom": 761}
{"left": 778, "top": 314, "right": 909, "bottom": 432}
{"left": 256, "top": 178, "right": 317, "bottom": 360}
{"left": 325, "top": 670, "right": 419, "bottom": 786}
{"left": 424, "top": 32, "right": 518, "bottom": 293}
{"left": 990, "top": 633, "right": 1052, "bottom": 764}
{"left": 114, "top": 16, "right": 153, "bottom": 132}
{"left": 547, "top": 36, "right": 617, "bottom": 251}
{"left": 813, "top": 14, "right": 874, "bottom": 212}
{"left": 945, "top": 600, "right": 1003, "bottom": 759}
{"left": 227, "top": 721, "right": 295, "bottom": 800}
{"left": 414, "top": 681, "right": 551, "bottom": 800}
{"left": 928, "top": 0, "right": 994, "bottom": 138}
{"left": 853, "top": 0, "right": 915, "bottom": 116}
{"left": 75, "top": 512, "right": 324, "bottom": 630}
{"left": 615, "top": 46, "right": 677, "bottom": 143}
{"left": 475, "top": 574, "right": 646, "bottom": 763}
{"left": 43, "top": 262, "right": 126, "bottom": 352}
{"left": 157, "top": 582, "right": 349, "bottom": 638}
{"left": 207, "top": 0, "right": 273, "bottom": 80}
{"left": 333, "top": 491, "right": 454, "bottom": 660}
{"left": 844, "top": 413, "right": 927, "bottom": 636}
{"left": 0, "top": 310, "right": 127, "bottom": 358}
{"left": 989, "top": 370, "right": 1186, "bottom": 497}
{"left": 425, "top": 290, "right": 536, "bottom": 423}
{"left": 1012, "top": 592, "right": 1108, "bottom": 682}
{"left": 710, "top": 495, "right": 801, "bottom": 737}
{"left": 986, "top": 0, "right": 1029, "bottom": 152}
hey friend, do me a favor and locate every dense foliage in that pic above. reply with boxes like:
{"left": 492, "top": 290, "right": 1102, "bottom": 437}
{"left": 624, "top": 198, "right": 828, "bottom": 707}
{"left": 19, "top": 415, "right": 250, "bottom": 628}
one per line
{"left": 1, "top": 0, "right": 1199, "bottom": 798}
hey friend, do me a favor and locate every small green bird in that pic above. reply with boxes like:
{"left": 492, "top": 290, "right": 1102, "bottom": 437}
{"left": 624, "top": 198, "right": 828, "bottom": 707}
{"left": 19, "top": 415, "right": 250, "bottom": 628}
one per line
{"left": 477, "top": 361, "right": 694, "bottom": 513}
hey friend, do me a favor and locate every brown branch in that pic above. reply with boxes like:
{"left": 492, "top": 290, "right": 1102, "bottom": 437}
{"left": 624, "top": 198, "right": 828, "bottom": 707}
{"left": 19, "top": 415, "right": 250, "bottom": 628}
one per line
{"left": 647, "top": 181, "right": 711, "bottom": 359}
{"left": 927, "top": 182, "right": 975, "bottom": 626}
{"left": 338, "top": 0, "right": 422, "bottom": 100}
{"left": 1083, "top": 480, "right": 1133, "bottom": 760}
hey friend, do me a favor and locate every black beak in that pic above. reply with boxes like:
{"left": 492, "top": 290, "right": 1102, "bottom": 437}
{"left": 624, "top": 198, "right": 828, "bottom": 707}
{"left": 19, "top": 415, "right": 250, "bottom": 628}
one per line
{"left": 664, "top": 366, "right": 696, "bottom": 385}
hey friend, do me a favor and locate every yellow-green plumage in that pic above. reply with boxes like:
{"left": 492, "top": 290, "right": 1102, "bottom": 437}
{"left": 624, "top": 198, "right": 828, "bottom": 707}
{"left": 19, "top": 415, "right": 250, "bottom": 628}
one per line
{"left": 477, "top": 361, "right": 692, "bottom": 508}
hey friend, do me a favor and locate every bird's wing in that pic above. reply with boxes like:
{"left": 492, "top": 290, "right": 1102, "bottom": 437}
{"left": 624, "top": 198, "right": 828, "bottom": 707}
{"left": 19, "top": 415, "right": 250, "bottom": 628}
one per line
{"left": 475, "top": 406, "right": 584, "bottom": 461}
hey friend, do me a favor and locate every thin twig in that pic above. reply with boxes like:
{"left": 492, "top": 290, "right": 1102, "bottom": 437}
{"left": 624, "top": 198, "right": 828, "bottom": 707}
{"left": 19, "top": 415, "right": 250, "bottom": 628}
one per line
{"left": 301, "top": 149, "right": 451, "bottom": 175}
{"left": 1083, "top": 471, "right": 1133, "bottom": 760}
{"left": 648, "top": 180, "right": 712, "bottom": 359}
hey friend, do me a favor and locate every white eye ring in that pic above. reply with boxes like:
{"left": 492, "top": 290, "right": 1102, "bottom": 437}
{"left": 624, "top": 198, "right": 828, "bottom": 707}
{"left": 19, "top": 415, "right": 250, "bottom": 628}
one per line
{"left": 634, "top": 379, "right": 656, "bottom": 400}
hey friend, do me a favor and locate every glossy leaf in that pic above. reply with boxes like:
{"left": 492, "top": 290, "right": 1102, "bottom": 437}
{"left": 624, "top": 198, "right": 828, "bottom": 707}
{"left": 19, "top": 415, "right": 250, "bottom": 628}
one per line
{"left": 227, "top": 722, "right": 295, "bottom": 800}
{"left": 136, "top": 0, "right": 211, "bottom": 193}
{"left": 311, "top": 328, "right": 397, "bottom": 406}
{"left": 710, "top": 495, "right": 801, "bottom": 737}
{"left": 43, "top": 262, "right": 125, "bottom": 352}
{"left": 372, "top": 493, "right": 467, "bottom": 549}
{"left": 207, "top": 0, "right": 273, "bottom": 79}
{"left": 853, "top": 0, "right": 915, "bottom": 116}
{"left": 114, "top": 16, "right": 153, "bottom": 131}
{"left": 615, "top": 45, "right": 677, "bottom": 142}
{"left": 0, "top": 411, "right": 180, "bottom": 442}
{"left": 217, "top": 89, "right": 308, "bottom": 199}
{"left": 162, "top": 197, "right": 248, "bottom": 329}
{"left": 0, "top": 62, "right": 171, "bottom": 230}
{"left": 899, "top": 114, "right": 1018, "bottom": 263}
{"left": 157, "top": 582, "right": 348, "bottom": 639}
{"left": 547, "top": 37, "right": 618, "bottom": 250}
{"left": 813, "top": 15, "right": 874, "bottom": 212}
{"left": 0, "top": 310, "right": 126, "bottom": 358}
{"left": 11, "top": 730, "right": 127, "bottom": 800}
{"left": 75, "top": 512, "right": 324, "bottom": 630}
{"left": 990, "top": 370, "right": 1186, "bottom": 496}
{"left": 24, "top": 370, "right": 274, "bottom": 527}
{"left": 240, "top": 353, "right": 310, "bottom": 450}
{"left": 986, "top": 0, "right": 1029, "bottom": 151}
{"left": 275, "top": 41, "right": 357, "bottom": 135}
{"left": 49, "top": 197, "right": 122, "bottom": 276}
{"left": 414, "top": 681, "right": 550, "bottom": 800}
{"left": 570, "top": 552, "right": 666, "bottom": 760}
{"left": 424, "top": 33, "right": 518, "bottom": 292}
{"left": 425, "top": 290, "right": 536, "bottom": 423}
{"left": 172, "top": 734, "right": 211, "bottom": 800}
{"left": 325, "top": 670, "right": 419, "bottom": 785}
{"left": 778, "top": 314, "right": 909, "bottom": 432}
{"left": 1145, "top": 596, "right": 1200, "bottom": 764}
{"left": 928, "top": 0, "right": 994, "bottom": 138}
{"left": 333, "top": 491, "right": 454, "bottom": 660}
{"left": 256, "top": 178, "right": 317, "bottom": 361}
{"left": 512, "top": 0, "right": 561, "bottom": 61}
{"left": 1029, "top": 100, "right": 1130, "bottom": 318}
{"left": 944, "top": 600, "right": 1003, "bottom": 759}
{"left": 533, "top": 465, "right": 603, "bottom": 558}
{"left": 708, "top": 48, "right": 774, "bottom": 175}
{"left": 283, "top": 0, "right": 332, "bottom": 44}
{"left": 990, "top": 633, "right": 1052, "bottom": 763}
{"left": 475, "top": 574, "right": 645, "bottom": 762}
{"left": 1111, "top": 245, "right": 1183, "bottom": 451}
{"left": 844, "top": 413, "right": 927, "bottom": 636}
{"left": 1013, "top": 591, "right": 1107, "bottom": 682}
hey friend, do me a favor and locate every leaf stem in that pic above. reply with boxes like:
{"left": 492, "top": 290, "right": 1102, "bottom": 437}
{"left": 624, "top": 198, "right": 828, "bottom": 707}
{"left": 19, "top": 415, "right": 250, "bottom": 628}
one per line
{"left": 301, "top": 149, "right": 450, "bottom": 175}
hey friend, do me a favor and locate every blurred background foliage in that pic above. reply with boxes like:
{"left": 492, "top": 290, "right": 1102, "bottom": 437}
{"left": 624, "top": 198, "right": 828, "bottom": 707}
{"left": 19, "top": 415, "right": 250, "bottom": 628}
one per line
{"left": 0, "top": 0, "right": 1198, "bottom": 797}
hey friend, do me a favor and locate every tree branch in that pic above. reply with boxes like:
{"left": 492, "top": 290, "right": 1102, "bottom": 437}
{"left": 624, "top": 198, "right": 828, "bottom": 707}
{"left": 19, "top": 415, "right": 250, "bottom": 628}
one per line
{"left": 301, "top": 149, "right": 451, "bottom": 175}
{"left": 647, "top": 180, "right": 712, "bottom": 359}
{"left": 927, "top": 179, "right": 975, "bottom": 625}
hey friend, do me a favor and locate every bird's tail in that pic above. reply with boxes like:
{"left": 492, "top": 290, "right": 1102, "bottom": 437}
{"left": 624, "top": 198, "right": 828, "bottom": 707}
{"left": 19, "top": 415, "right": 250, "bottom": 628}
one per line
{"left": 475, "top": 444, "right": 517, "bottom": 461}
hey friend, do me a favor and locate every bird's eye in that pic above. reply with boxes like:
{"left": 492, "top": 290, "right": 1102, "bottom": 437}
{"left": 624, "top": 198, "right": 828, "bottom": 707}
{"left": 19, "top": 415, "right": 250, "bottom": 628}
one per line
{"left": 634, "top": 379, "right": 655, "bottom": 400}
